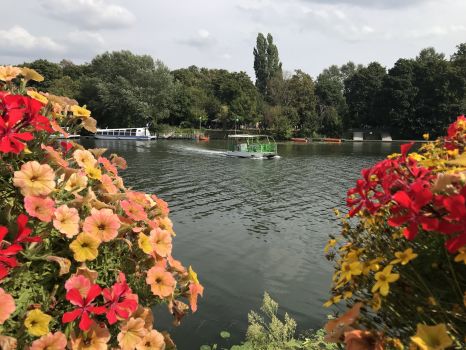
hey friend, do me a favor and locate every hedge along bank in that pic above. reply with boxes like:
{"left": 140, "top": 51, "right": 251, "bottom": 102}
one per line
{"left": 0, "top": 65, "right": 203, "bottom": 349}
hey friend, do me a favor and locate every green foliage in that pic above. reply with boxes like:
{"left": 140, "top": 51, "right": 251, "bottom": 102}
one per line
{"left": 254, "top": 33, "right": 282, "bottom": 98}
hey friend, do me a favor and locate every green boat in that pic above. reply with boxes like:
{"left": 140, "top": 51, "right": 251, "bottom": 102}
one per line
{"left": 226, "top": 134, "right": 278, "bottom": 159}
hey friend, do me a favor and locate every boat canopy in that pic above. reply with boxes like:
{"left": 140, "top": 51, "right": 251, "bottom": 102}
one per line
{"left": 228, "top": 134, "right": 269, "bottom": 138}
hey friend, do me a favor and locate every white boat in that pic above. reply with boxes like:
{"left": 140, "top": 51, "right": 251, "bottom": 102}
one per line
{"left": 226, "top": 134, "right": 278, "bottom": 159}
{"left": 94, "top": 127, "right": 156, "bottom": 140}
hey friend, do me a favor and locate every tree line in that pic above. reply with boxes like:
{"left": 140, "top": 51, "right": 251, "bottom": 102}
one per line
{"left": 19, "top": 34, "right": 466, "bottom": 139}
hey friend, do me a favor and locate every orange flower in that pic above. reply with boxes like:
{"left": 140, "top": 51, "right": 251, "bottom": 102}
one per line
{"left": 0, "top": 288, "right": 15, "bottom": 324}
{"left": 0, "top": 66, "right": 21, "bottom": 81}
{"left": 146, "top": 266, "right": 176, "bottom": 298}
{"left": 153, "top": 195, "right": 169, "bottom": 217}
{"left": 29, "top": 332, "right": 67, "bottom": 350}
{"left": 324, "top": 302, "right": 362, "bottom": 343}
{"left": 157, "top": 217, "right": 174, "bottom": 236}
{"left": 41, "top": 144, "right": 69, "bottom": 168}
{"left": 83, "top": 208, "right": 120, "bottom": 242}
{"left": 344, "top": 330, "right": 384, "bottom": 350}
{"left": 150, "top": 229, "right": 172, "bottom": 257}
{"left": 13, "top": 161, "right": 55, "bottom": 196}
{"left": 111, "top": 154, "right": 127, "bottom": 170}
{"left": 24, "top": 196, "right": 55, "bottom": 222}
{"left": 70, "top": 322, "right": 110, "bottom": 350}
{"left": 53, "top": 205, "right": 80, "bottom": 238}
{"left": 98, "top": 156, "right": 118, "bottom": 175}
{"left": 100, "top": 174, "right": 118, "bottom": 194}
{"left": 126, "top": 191, "right": 150, "bottom": 208}
{"left": 121, "top": 200, "right": 148, "bottom": 222}
{"left": 136, "top": 329, "right": 165, "bottom": 350}
{"left": 117, "top": 318, "right": 147, "bottom": 350}
{"left": 73, "top": 149, "right": 97, "bottom": 168}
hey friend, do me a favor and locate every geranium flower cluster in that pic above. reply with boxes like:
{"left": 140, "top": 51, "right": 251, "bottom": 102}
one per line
{"left": 324, "top": 116, "right": 466, "bottom": 349}
{"left": 0, "top": 66, "right": 203, "bottom": 349}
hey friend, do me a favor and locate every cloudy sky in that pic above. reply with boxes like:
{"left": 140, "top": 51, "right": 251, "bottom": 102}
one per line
{"left": 1, "top": 0, "right": 466, "bottom": 78}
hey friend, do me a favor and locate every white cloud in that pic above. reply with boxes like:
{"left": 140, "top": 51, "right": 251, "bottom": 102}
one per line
{"left": 39, "top": 0, "right": 135, "bottom": 29}
{"left": 0, "top": 26, "right": 65, "bottom": 56}
{"left": 66, "top": 30, "right": 106, "bottom": 57}
{"left": 297, "top": 0, "right": 437, "bottom": 9}
{"left": 406, "top": 25, "right": 466, "bottom": 39}
{"left": 178, "top": 29, "right": 217, "bottom": 49}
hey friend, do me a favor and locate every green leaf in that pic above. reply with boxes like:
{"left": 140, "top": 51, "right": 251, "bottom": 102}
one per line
{"left": 220, "top": 331, "right": 231, "bottom": 339}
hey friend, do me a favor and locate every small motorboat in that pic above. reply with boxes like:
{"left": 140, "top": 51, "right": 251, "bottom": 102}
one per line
{"left": 290, "top": 137, "right": 308, "bottom": 143}
{"left": 322, "top": 138, "right": 342, "bottom": 143}
{"left": 226, "top": 134, "right": 278, "bottom": 159}
{"left": 197, "top": 135, "right": 210, "bottom": 141}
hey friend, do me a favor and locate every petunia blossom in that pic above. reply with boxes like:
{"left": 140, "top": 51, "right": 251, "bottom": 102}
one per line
{"left": 121, "top": 200, "right": 147, "bottom": 222}
{"left": 24, "top": 196, "right": 55, "bottom": 222}
{"left": 0, "top": 288, "right": 15, "bottom": 324}
{"left": 83, "top": 208, "right": 120, "bottom": 242}
{"left": 70, "top": 322, "right": 110, "bottom": 350}
{"left": 65, "top": 275, "right": 92, "bottom": 298}
{"left": 117, "top": 317, "right": 147, "bottom": 350}
{"left": 13, "top": 161, "right": 55, "bottom": 196}
{"left": 149, "top": 229, "right": 172, "bottom": 258}
{"left": 136, "top": 329, "right": 166, "bottom": 350}
{"left": 29, "top": 332, "right": 67, "bottom": 350}
{"left": 146, "top": 266, "right": 175, "bottom": 298}
{"left": 53, "top": 205, "right": 80, "bottom": 238}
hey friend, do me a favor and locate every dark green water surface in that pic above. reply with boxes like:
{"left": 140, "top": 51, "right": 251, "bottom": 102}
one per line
{"left": 81, "top": 139, "right": 402, "bottom": 349}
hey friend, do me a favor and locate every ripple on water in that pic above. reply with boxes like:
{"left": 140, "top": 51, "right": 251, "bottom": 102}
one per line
{"left": 80, "top": 139, "right": 400, "bottom": 349}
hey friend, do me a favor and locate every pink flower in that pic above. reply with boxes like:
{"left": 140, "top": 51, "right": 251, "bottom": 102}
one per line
{"left": 150, "top": 229, "right": 172, "bottom": 258}
{"left": 0, "top": 288, "right": 15, "bottom": 324}
{"left": 146, "top": 266, "right": 175, "bottom": 298}
{"left": 83, "top": 208, "right": 120, "bottom": 242}
{"left": 24, "top": 196, "right": 55, "bottom": 222}
{"left": 102, "top": 272, "right": 138, "bottom": 324}
{"left": 98, "top": 156, "right": 118, "bottom": 175}
{"left": 29, "top": 332, "right": 67, "bottom": 350}
{"left": 65, "top": 275, "right": 92, "bottom": 298}
{"left": 53, "top": 205, "right": 80, "bottom": 238}
{"left": 121, "top": 200, "right": 147, "bottom": 222}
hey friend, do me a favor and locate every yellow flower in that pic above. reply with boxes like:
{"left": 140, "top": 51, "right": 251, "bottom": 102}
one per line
{"left": 371, "top": 265, "right": 399, "bottom": 296}
{"left": 85, "top": 166, "right": 102, "bottom": 180}
{"left": 323, "top": 295, "right": 341, "bottom": 307}
{"left": 363, "top": 258, "right": 382, "bottom": 275}
{"left": 26, "top": 90, "right": 49, "bottom": 105}
{"left": 371, "top": 293, "right": 382, "bottom": 311}
{"left": 454, "top": 247, "right": 466, "bottom": 264}
{"left": 20, "top": 67, "right": 44, "bottom": 82}
{"left": 70, "top": 105, "right": 91, "bottom": 118}
{"left": 422, "top": 133, "right": 429, "bottom": 140}
{"left": 69, "top": 233, "right": 100, "bottom": 262}
{"left": 343, "top": 290, "right": 353, "bottom": 299}
{"left": 24, "top": 309, "right": 52, "bottom": 336}
{"left": 410, "top": 323, "right": 453, "bottom": 350}
{"left": 339, "top": 261, "right": 363, "bottom": 282}
{"left": 188, "top": 266, "right": 199, "bottom": 284}
{"left": 324, "top": 239, "right": 337, "bottom": 253}
{"left": 409, "top": 152, "right": 425, "bottom": 161}
{"left": 391, "top": 248, "right": 418, "bottom": 265}
{"left": 138, "top": 233, "right": 153, "bottom": 254}
{"left": 0, "top": 66, "right": 21, "bottom": 81}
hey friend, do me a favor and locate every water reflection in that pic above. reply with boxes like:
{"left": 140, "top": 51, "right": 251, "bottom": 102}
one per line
{"left": 80, "top": 139, "right": 401, "bottom": 349}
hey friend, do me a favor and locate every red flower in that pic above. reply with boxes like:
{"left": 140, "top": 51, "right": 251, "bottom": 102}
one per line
{"left": 62, "top": 284, "right": 106, "bottom": 331}
{"left": 388, "top": 181, "right": 437, "bottom": 240}
{"left": 0, "top": 111, "right": 34, "bottom": 154}
{"left": 13, "top": 214, "right": 41, "bottom": 244}
{"left": 0, "top": 226, "right": 22, "bottom": 280}
{"left": 102, "top": 272, "right": 138, "bottom": 324}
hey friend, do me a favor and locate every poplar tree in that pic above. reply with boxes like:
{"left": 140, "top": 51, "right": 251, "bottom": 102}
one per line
{"left": 253, "top": 33, "right": 282, "bottom": 97}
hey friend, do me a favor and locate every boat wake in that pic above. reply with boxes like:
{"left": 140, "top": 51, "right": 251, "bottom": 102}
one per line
{"left": 175, "top": 146, "right": 227, "bottom": 157}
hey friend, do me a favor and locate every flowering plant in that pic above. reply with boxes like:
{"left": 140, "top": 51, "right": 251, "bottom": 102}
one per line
{"left": 324, "top": 117, "right": 466, "bottom": 350}
{"left": 0, "top": 66, "right": 203, "bottom": 349}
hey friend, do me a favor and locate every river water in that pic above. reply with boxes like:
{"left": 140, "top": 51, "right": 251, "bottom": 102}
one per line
{"left": 82, "top": 139, "right": 402, "bottom": 349}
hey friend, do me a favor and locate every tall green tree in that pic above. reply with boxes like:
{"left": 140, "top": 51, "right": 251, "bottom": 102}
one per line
{"left": 21, "top": 59, "right": 63, "bottom": 90}
{"left": 253, "top": 33, "right": 282, "bottom": 98}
